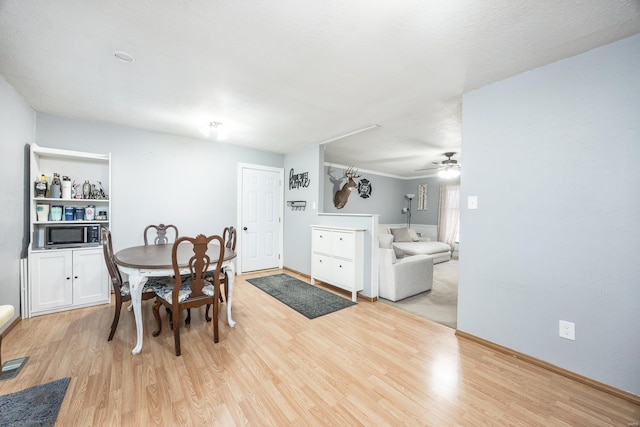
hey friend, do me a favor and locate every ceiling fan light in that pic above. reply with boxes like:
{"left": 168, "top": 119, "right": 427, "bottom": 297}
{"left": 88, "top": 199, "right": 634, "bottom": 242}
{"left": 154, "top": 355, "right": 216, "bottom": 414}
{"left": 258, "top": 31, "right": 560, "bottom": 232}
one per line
{"left": 439, "top": 167, "right": 460, "bottom": 179}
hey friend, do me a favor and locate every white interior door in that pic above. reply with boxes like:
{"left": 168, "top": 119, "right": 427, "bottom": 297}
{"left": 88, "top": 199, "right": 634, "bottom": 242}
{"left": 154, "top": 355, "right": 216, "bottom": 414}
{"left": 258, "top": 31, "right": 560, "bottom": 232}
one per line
{"left": 239, "top": 165, "right": 283, "bottom": 272}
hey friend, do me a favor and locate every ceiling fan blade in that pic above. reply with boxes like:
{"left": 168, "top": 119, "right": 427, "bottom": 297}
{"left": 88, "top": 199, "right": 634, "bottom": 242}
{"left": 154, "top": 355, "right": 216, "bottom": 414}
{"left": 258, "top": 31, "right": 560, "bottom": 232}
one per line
{"left": 414, "top": 166, "right": 441, "bottom": 171}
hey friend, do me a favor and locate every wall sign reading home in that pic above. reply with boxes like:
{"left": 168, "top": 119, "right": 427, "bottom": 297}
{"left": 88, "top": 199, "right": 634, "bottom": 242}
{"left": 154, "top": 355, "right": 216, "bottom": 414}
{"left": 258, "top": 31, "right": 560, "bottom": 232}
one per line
{"left": 289, "top": 168, "right": 310, "bottom": 189}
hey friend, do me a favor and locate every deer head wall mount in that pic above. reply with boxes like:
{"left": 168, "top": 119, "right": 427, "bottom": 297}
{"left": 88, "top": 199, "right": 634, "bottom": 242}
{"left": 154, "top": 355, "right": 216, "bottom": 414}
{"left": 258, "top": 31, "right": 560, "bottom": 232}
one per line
{"left": 333, "top": 166, "right": 361, "bottom": 209}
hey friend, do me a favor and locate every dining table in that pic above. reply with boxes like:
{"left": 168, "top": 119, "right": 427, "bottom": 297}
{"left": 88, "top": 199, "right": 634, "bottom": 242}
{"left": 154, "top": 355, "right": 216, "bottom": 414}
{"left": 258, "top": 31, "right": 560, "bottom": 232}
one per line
{"left": 115, "top": 242, "right": 237, "bottom": 355}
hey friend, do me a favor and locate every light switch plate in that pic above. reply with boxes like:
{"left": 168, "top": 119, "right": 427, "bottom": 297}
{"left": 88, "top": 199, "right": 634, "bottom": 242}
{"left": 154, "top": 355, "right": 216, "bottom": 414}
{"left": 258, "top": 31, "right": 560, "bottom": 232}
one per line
{"left": 468, "top": 196, "right": 478, "bottom": 209}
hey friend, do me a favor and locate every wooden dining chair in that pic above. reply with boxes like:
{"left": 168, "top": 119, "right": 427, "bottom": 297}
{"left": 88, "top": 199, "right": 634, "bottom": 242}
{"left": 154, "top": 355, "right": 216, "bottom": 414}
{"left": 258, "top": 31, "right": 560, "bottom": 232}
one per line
{"left": 102, "top": 227, "right": 170, "bottom": 341}
{"left": 144, "top": 223, "right": 179, "bottom": 246}
{"left": 143, "top": 223, "right": 191, "bottom": 325}
{"left": 152, "top": 234, "right": 225, "bottom": 356}
{"left": 205, "top": 226, "right": 236, "bottom": 320}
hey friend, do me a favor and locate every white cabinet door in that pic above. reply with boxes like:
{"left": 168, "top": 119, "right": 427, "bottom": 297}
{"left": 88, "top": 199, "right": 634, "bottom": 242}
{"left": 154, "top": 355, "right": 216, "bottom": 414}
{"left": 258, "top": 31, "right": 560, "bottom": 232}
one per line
{"left": 312, "top": 228, "right": 332, "bottom": 254}
{"left": 30, "top": 251, "right": 73, "bottom": 313}
{"left": 331, "top": 231, "right": 354, "bottom": 259}
{"left": 312, "top": 254, "right": 332, "bottom": 281}
{"left": 331, "top": 258, "right": 355, "bottom": 288}
{"left": 73, "top": 249, "right": 109, "bottom": 306}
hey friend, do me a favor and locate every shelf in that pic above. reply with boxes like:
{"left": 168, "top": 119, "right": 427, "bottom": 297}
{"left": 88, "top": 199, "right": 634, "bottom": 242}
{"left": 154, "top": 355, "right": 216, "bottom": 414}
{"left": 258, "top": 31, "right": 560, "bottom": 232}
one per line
{"left": 33, "top": 198, "right": 109, "bottom": 203}
{"left": 32, "top": 144, "right": 109, "bottom": 162}
{"left": 31, "top": 244, "right": 102, "bottom": 253}
{"left": 33, "top": 221, "right": 109, "bottom": 225}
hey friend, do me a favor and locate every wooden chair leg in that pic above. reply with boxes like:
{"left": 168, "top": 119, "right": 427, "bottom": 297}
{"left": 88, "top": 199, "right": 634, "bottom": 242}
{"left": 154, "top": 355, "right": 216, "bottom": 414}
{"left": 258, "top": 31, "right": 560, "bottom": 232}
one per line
{"left": 212, "top": 287, "right": 220, "bottom": 343}
{"left": 0, "top": 334, "right": 3, "bottom": 379}
{"left": 152, "top": 300, "right": 163, "bottom": 337}
{"left": 206, "top": 278, "right": 226, "bottom": 321}
{"left": 172, "top": 308, "right": 182, "bottom": 356}
{"left": 108, "top": 298, "right": 122, "bottom": 341}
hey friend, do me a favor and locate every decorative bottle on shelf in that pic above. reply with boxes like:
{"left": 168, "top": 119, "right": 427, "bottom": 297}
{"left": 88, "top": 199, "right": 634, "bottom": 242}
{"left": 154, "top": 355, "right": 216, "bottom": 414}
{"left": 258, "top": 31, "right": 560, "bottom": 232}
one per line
{"left": 50, "top": 173, "right": 61, "bottom": 199}
{"left": 82, "top": 180, "right": 91, "bottom": 199}
{"left": 34, "top": 175, "right": 48, "bottom": 198}
{"left": 62, "top": 176, "right": 72, "bottom": 199}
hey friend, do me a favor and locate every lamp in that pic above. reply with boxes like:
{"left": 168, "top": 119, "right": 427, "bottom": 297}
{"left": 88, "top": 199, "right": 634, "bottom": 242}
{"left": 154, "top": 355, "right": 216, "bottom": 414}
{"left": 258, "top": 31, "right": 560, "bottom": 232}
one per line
{"left": 199, "top": 121, "right": 229, "bottom": 140}
{"left": 404, "top": 193, "right": 415, "bottom": 227}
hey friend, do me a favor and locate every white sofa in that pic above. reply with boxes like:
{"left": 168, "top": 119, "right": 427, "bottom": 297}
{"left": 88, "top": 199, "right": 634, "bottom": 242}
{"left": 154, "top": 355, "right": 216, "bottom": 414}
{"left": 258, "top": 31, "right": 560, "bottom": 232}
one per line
{"left": 379, "top": 224, "right": 451, "bottom": 264}
{"left": 378, "top": 234, "right": 433, "bottom": 301}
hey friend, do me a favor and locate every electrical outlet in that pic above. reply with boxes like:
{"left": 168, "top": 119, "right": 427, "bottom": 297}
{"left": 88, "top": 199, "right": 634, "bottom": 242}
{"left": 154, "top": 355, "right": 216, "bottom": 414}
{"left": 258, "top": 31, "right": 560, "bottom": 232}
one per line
{"left": 559, "top": 320, "right": 575, "bottom": 340}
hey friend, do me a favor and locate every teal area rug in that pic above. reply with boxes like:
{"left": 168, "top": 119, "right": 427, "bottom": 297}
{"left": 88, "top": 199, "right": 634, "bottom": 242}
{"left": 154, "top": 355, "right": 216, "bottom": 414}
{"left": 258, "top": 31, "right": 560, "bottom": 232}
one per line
{"left": 0, "top": 377, "right": 70, "bottom": 427}
{"left": 247, "top": 274, "right": 356, "bottom": 319}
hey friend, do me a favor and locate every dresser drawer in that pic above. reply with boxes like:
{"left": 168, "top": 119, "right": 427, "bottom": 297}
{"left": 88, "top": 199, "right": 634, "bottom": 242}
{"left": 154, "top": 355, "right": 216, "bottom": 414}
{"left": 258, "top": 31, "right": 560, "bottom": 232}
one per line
{"left": 331, "top": 258, "right": 354, "bottom": 288}
{"left": 312, "top": 228, "right": 332, "bottom": 254}
{"left": 331, "top": 231, "right": 354, "bottom": 259}
{"left": 312, "top": 253, "right": 332, "bottom": 280}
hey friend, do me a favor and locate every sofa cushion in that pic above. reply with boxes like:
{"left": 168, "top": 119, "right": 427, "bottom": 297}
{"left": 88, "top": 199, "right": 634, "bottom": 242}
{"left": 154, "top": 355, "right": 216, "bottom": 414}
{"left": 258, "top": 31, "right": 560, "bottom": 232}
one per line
{"left": 390, "top": 227, "right": 414, "bottom": 242}
{"left": 378, "top": 233, "right": 394, "bottom": 249}
{"left": 392, "top": 241, "right": 451, "bottom": 256}
{"left": 378, "top": 224, "right": 391, "bottom": 235}
{"left": 408, "top": 228, "right": 420, "bottom": 242}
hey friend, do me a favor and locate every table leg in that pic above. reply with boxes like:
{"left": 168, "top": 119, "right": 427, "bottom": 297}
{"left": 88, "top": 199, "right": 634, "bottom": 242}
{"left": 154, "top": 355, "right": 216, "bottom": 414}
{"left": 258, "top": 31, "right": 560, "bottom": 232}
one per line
{"left": 127, "top": 271, "right": 148, "bottom": 355}
{"left": 225, "top": 263, "right": 236, "bottom": 328}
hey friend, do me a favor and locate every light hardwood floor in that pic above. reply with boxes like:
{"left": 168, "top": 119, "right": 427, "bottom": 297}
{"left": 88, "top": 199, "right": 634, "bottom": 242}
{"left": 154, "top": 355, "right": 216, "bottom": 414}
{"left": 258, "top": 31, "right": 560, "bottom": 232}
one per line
{"left": 2, "top": 269, "right": 639, "bottom": 426}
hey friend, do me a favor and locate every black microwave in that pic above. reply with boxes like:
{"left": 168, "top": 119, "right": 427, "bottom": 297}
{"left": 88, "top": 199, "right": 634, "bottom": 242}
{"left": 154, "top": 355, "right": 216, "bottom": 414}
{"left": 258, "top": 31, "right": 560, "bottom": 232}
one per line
{"left": 45, "top": 224, "right": 101, "bottom": 249}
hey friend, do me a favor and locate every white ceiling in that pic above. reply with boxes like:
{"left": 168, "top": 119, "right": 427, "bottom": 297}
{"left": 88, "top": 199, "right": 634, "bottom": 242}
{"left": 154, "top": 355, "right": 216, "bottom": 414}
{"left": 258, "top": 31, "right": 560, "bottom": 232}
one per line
{"left": 1, "top": 1, "right": 639, "bottom": 178}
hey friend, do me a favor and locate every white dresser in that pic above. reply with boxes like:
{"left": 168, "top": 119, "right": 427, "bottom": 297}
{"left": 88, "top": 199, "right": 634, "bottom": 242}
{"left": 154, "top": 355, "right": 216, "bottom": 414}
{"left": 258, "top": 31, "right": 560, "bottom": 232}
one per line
{"left": 310, "top": 226, "right": 364, "bottom": 302}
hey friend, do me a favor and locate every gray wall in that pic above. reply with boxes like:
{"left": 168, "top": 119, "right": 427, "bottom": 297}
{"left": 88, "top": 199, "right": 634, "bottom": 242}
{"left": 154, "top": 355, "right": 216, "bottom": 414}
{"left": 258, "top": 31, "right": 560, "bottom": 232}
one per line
{"left": 404, "top": 177, "right": 442, "bottom": 226}
{"left": 323, "top": 165, "right": 444, "bottom": 225}
{"left": 0, "top": 76, "right": 35, "bottom": 329}
{"left": 458, "top": 34, "right": 640, "bottom": 395}
{"left": 35, "top": 114, "right": 284, "bottom": 252}
{"left": 283, "top": 145, "right": 323, "bottom": 274}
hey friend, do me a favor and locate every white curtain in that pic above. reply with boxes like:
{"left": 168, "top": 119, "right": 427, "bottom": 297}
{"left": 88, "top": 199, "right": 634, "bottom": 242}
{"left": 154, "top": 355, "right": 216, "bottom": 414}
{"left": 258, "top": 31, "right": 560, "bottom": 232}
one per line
{"left": 438, "top": 184, "right": 460, "bottom": 249}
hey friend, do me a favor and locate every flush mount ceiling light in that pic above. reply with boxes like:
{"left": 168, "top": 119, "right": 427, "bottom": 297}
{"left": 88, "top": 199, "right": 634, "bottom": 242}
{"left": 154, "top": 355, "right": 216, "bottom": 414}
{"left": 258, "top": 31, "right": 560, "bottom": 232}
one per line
{"left": 112, "top": 50, "right": 134, "bottom": 63}
{"left": 199, "top": 121, "right": 229, "bottom": 140}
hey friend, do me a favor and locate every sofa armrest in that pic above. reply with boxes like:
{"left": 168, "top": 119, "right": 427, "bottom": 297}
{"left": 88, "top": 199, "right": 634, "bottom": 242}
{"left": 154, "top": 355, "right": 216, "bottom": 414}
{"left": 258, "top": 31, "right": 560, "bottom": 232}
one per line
{"left": 384, "top": 255, "right": 434, "bottom": 301}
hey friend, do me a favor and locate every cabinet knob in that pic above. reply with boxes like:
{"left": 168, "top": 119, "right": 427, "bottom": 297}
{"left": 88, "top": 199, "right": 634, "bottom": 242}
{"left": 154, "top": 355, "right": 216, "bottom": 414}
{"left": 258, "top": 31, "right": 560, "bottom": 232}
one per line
{"left": 74, "top": 276, "right": 78, "bottom": 279}
{"left": 66, "top": 277, "right": 71, "bottom": 280}
{"left": 243, "top": 227, "right": 248, "bottom": 231}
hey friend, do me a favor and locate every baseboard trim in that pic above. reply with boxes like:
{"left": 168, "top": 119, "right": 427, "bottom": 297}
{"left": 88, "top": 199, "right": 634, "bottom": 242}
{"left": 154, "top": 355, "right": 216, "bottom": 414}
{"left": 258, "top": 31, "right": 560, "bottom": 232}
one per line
{"left": 283, "top": 266, "right": 309, "bottom": 279}
{"left": 282, "top": 267, "right": 377, "bottom": 302}
{"left": 455, "top": 330, "right": 640, "bottom": 405}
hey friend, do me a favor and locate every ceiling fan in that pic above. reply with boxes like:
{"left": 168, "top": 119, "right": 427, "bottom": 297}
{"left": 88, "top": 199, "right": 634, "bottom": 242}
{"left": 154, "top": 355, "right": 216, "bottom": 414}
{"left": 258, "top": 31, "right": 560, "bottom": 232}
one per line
{"left": 415, "top": 152, "right": 461, "bottom": 178}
